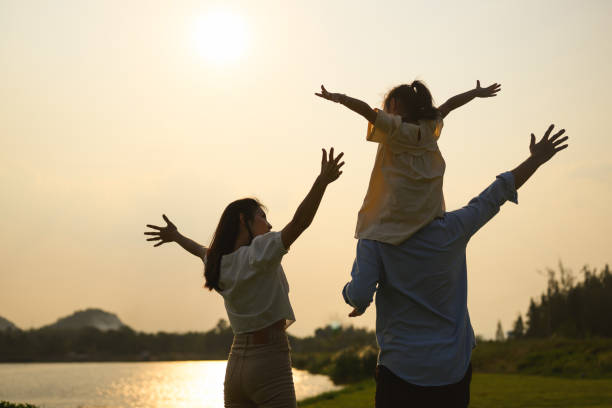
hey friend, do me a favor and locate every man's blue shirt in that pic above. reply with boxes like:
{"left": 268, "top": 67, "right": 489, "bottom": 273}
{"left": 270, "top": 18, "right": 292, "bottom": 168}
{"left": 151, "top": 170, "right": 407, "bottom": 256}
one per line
{"left": 343, "top": 172, "right": 518, "bottom": 386}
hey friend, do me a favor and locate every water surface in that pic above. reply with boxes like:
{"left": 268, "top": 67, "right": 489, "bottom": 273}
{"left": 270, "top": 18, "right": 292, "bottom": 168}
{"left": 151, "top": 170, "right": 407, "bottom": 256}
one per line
{"left": 0, "top": 361, "right": 341, "bottom": 407}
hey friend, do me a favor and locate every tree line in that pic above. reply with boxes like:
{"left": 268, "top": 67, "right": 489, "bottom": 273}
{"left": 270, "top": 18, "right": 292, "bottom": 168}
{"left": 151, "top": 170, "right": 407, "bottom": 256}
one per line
{"left": 509, "top": 263, "right": 612, "bottom": 339}
{"left": 0, "top": 319, "right": 376, "bottom": 362}
{"left": 3, "top": 262, "right": 609, "bottom": 363}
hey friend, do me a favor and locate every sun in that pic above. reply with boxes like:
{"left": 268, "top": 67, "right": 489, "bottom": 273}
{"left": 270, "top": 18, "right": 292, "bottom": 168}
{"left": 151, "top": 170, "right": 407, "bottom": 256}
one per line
{"left": 194, "top": 10, "right": 249, "bottom": 64}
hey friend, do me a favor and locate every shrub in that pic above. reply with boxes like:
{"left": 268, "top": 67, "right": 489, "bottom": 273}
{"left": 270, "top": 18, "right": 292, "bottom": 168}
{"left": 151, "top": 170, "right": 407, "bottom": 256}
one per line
{"left": 329, "top": 345, "right": 378, "bottom": 384}
{"left": 0, "top": 402, "right": 38, "bottom": 408}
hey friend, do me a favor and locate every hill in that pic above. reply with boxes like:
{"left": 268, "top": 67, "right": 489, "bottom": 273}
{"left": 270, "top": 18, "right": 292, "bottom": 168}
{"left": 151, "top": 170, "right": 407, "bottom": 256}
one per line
{"left": 0, "top": 316, "right": 19, "bottom": 331}
{"left": 43, "top": 308, "right": 126, "bottom": 331}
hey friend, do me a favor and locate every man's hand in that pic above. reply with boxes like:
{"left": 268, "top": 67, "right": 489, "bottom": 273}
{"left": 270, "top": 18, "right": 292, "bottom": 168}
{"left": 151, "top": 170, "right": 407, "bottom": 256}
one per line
{"left": 529, "top": 124, "right": 569, "bottom": 166}
{"left": 319, "top": 147, "right": 345, "bottom": 185}
{"left": 474, "top": 80, "right": 501, "bottom": 98}
{"left": 315, "top": 85, "right": 344, "bottom": 103}
{"left": 348, "top": 307, "right": 365, "bottom": 317}
{"left": 511, "top": 124, "right": 569, "bottom": 190}
{"left": 145, "top": 214, "right": 179, "bottom": 247}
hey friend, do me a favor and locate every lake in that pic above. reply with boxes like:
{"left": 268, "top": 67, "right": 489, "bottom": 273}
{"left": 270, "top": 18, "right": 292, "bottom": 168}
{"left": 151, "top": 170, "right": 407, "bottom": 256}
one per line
{"left": 0, "top": 361, "right": 342, "bottom": 407}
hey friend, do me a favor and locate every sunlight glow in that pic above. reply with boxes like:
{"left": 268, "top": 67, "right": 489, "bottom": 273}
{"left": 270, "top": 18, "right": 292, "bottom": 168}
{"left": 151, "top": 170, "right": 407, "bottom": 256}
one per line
{"left": 194, "top": 10, "right": 249, "bottom": 64}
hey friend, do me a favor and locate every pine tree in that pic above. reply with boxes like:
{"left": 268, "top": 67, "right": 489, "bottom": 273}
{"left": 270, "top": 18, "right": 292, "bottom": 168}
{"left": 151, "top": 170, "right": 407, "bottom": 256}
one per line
{"left": 495, "top": 320, "right": 505, "bottom": 342}
{"left": 512, "top": 315, "right": 525, "bottom": 339}
{"left": 526, "top": 298, "right": 541, "bottom": 337}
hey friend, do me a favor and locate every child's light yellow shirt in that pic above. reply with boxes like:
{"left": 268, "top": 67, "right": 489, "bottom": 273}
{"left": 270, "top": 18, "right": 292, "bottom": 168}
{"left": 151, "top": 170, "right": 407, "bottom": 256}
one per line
{"left": 355, "top": 109, "right": 445, "bottom": 245}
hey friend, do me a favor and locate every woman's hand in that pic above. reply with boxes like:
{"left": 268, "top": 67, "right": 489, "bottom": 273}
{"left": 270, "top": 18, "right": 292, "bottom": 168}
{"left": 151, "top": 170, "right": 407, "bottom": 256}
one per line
{"left": 474, "top": 80, "right": 501, "bottom": 98}
{"left": 319, "top": 147, "right": 345, "bottom": 185}
{"left": 145, "top": 214, "right": 179, "bottom": 247}
{"left": 315, "top": 85, "right": 344, "bottom": 103}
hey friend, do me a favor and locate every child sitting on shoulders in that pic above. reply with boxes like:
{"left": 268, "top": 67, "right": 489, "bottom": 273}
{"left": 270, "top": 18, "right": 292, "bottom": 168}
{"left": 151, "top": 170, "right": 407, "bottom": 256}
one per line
{"left": 316, "top": 80, "right": 500, "bottom": 245}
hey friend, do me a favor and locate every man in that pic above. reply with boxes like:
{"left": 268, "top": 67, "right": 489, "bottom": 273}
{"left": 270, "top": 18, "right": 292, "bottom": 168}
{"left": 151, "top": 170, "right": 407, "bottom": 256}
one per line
{"left": 342, "top": 125, "right": 569, "bottom": 407}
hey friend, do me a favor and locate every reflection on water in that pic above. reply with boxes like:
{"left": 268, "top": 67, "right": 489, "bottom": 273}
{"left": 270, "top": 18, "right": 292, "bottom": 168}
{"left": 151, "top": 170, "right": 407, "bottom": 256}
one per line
{"left": 0, "top": 361, "right": 341, "bottom": 408}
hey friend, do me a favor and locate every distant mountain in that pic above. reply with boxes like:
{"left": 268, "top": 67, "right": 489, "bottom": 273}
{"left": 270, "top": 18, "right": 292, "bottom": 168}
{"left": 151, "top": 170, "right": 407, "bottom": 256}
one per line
{"left": 44, "top": 308, "right": 127, "bottom": 331}
{"left": 0, "top": 316, "right": 19, "bottom": 331}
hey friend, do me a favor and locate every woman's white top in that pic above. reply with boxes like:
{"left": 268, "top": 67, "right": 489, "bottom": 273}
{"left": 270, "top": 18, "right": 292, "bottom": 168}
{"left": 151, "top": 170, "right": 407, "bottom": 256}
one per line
{"left": 355, "top": 109, "right": 446, "bottom": 245}
{"left": 217, "top": 231, "right": 295, "bottom": 334}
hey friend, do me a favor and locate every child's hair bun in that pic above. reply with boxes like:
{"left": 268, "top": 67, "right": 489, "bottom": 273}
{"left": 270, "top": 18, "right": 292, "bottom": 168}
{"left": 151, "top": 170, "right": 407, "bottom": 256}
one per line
{"left": 385, "top": 81, "right": 439, "bottom": 121}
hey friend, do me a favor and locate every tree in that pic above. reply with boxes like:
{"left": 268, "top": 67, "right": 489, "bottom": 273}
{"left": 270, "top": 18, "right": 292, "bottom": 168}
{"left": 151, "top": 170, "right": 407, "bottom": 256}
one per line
{"left": 526, "top": 298, "right": 542, "bottom": 337}
{"left": 512, "top": 315, "right": 524, "bottom": 339}
{"left": 214, "top": 319, "right": 229, "bottom": 334}
{"left": 523, "top": 263, "right": 612, "bottom": 338}
{"left": 495, "top": 320, "right": 505, "bottom": 342}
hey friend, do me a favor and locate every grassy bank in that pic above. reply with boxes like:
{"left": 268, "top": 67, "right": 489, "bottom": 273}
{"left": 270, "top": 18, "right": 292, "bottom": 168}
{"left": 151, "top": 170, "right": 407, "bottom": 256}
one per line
{"left": 471, "top": 338, "right": 612, "bottom": 378}
{"left": 299, "top": 373, "right": 612, "bottom": 408}
{"left": 293, "top": 337, "right": 612, "bottom": 385}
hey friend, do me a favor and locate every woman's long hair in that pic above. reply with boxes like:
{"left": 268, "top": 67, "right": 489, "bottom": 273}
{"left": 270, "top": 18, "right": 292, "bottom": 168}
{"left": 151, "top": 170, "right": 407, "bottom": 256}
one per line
{"left": 205, "top": 198, "right": 263, "bottom": 291}
{"left": 383, "top": 80, "right": 439, "bottom": 122}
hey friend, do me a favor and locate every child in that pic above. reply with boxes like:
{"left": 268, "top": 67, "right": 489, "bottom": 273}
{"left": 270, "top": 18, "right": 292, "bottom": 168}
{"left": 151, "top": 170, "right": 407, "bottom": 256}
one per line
{"left": 316, "top": 80, "right": 500, "bottom": 245}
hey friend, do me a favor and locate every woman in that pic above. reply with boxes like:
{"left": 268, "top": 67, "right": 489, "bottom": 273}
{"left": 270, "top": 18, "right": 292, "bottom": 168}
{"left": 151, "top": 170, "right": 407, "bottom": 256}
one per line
{"left": 145, "top": 147, "right": 344, "bottom": 407}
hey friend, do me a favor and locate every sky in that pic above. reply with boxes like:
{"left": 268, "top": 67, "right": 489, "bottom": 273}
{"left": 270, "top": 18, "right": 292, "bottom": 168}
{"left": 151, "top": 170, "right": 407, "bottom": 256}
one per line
{"left": 1, "top": 0, "right": 611, "bottom": 339}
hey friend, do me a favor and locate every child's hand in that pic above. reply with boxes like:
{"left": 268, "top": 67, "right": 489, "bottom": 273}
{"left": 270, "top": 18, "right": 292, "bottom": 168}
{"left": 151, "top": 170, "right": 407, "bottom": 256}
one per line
{"left": 474, "top": 80, "right": 501, "bottom": 98}
{"left": 319, "top": 147, "right": 345, "bottom": 185}
{"left": 145, "top": 214, "right": 179, "bottom": 247}
{"left": 315, "top": 85, "right": 344, "bottom": 103}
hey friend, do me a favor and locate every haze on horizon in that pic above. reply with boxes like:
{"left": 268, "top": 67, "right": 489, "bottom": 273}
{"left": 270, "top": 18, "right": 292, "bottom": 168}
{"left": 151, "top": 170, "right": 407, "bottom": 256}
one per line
{"left": 1, "top": 0, "right": 611, "bottom": 339}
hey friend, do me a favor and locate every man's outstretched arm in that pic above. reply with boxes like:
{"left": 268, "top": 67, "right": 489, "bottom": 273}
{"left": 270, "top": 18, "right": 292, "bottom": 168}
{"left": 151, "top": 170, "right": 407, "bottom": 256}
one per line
{"left": 450, "top": 124, "right": 569, "bottom": 239}
{"left": 511, "top": 124, "right": 568, "bottom": 189}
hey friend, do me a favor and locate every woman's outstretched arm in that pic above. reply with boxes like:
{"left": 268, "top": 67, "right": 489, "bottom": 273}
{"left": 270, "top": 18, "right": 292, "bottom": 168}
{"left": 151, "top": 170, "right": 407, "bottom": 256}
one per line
{"left": 316, "top": 85, "right": 377, "bottom": 124}
{"left": 438, "top": 80, "right": 501, "bottom": 118}
{"left": 145, "top": 214, "right": 207, "bottom": 262}
{"left": 281, "top": 148, "right": 345, "bottom": 250}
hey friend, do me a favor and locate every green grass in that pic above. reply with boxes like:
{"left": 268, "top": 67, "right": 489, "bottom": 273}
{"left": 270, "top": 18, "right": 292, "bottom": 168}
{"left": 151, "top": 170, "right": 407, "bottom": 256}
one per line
{"left": 471, "top": 338, "right": 612, "bottom": 378}
{"left": 471, "top": 373, "right": 612, "bottom": 408}
{"left": 299, "top": 380, "right": 374, "bottom": 408}
{"left": 299, "top": 374, "right": 612, "bottom": 408}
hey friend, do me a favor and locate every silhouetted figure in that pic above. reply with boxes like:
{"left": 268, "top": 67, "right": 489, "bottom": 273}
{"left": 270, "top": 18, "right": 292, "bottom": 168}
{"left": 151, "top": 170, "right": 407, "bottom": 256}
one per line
{"left": 145, "top": 148, "right": 344, "bottom": 408}
{"left": 342, "top": 125, "right": 568, "bottom": 407}
{"left": 316, "top": 80, "right": 500, "bottom": 246}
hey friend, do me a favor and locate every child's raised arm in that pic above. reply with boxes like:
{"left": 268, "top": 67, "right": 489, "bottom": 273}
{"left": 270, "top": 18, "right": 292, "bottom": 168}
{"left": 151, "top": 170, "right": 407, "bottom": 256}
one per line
{"left": 316, "top": 85, "right": 377, "bottom": 124}
{"left": 438, "top": 80, "right": 501, "bottom": 119}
